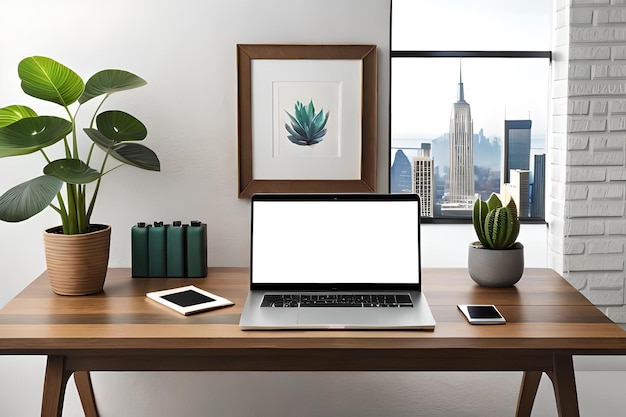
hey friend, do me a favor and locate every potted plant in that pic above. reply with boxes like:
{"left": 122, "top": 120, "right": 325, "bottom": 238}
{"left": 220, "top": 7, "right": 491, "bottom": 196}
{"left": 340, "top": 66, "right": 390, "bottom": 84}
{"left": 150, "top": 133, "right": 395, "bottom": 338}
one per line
{"left": 0, "top": 56, "right": 160, "bottom": 295}
{"left": 468, "top": 192, "right": 524, "bottom": 287}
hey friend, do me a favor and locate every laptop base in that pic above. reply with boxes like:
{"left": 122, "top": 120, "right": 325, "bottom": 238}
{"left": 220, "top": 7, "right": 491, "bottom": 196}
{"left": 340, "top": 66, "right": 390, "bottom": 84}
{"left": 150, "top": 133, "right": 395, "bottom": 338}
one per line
{"left": 239, "top": 290, "right": 436, "bottom": 330}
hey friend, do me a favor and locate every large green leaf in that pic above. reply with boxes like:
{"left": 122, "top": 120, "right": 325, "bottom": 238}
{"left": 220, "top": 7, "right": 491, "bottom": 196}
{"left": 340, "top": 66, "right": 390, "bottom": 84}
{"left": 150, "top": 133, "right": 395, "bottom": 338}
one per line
{"left": 0, "top": 105, "right": 38, "bottom": 127}
{"left": 96, "top": 111, "right": 147, "bottom": 142}
{"left": 44, "top": 159, "right": 101, "bottom": 184}
{"left": 83, "top": 127, "right": 114, "bottom": 149}
{"left": 0, "top": 175, "right": 63, "bottom": 222}
{"left": 0, "top": 116, "right": 72, "bottom": 157}
{"left": 84, "top": 129, "right": 160, "bottom": 171}
{"left": 79, "top": 69, "right": 147, "bottom": 104}
{"left": 18, "top": 56, "right": 84, "bottom": 107}
{"left": 110, "top": 142, "right": 160, "bottom": 171}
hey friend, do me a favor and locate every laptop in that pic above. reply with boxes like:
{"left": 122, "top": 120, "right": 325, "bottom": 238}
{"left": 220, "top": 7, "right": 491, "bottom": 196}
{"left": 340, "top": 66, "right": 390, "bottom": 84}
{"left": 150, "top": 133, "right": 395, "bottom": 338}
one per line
{"left": 238, "top": 193, "right": 436, "bottom": 330}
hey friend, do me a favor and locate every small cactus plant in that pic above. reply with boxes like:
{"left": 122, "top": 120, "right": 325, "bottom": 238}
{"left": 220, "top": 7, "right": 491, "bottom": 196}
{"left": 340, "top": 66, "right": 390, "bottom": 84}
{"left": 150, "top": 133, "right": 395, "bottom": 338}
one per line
{"left": 472, "top": 193, "right": 520, "bottom": 250}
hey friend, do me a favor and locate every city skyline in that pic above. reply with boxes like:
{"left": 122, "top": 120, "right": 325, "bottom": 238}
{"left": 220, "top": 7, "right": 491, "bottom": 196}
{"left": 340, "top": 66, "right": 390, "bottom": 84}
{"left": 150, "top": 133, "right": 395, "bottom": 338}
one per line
{"left": 391, "top": 58, "right": 550, "bottom": 141}
{"left": 391, "top": 70, "right": 545, "bottom": 219}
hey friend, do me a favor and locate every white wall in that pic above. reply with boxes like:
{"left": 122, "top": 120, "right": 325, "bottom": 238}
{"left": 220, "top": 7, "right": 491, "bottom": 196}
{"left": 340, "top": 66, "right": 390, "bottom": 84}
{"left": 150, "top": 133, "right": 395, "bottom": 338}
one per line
{"left": 0, "top": 1, "right": 554, "bottom": 416}
{"left": 421, "top": 224, "right": 548, "bottom": 268}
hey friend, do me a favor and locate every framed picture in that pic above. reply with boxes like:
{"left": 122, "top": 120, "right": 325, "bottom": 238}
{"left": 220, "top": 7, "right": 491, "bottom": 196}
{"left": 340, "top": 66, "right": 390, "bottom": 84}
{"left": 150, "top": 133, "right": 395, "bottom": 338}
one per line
{"left": 237, "top": 44, "right": 377, "bottom": 198}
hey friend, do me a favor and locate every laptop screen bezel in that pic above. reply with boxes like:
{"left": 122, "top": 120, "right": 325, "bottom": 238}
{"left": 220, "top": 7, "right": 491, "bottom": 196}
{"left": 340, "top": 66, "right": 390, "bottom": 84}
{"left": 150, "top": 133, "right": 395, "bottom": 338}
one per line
{"left": 249, "top": 193, "right": 422, "bottom": 292}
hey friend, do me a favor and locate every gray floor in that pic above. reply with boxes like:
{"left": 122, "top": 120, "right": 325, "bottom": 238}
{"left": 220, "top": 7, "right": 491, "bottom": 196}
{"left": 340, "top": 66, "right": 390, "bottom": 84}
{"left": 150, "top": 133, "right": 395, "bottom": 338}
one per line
{"left": 71, "top": 368, "right": 626, "bottom": 416}
{"left": 3, "top": 356, "right": 626, "bottom": 416}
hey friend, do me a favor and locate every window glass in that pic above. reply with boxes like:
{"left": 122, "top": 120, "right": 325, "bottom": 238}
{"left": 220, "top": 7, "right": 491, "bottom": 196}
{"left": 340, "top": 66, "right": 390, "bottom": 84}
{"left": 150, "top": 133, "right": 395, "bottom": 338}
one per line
{"left": 391, "top": 57, "right": 549, "bottom": 219}
{"left": 390, "top": 0, "right": 552, "bottom": 220}
{"left": 392, "top": 0, "right": 552, "bottom": 51}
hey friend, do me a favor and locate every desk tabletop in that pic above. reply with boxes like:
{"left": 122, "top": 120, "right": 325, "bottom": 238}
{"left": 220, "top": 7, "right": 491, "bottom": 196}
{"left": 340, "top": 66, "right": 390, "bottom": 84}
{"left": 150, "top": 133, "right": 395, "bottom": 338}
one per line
{"left": 0, "top": 268, "right": 625, "bottom": 356}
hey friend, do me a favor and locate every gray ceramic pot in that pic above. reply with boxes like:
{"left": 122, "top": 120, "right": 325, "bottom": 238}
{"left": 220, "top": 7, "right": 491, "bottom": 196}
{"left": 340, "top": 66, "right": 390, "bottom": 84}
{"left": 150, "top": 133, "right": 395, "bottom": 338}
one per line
{"left": 467, "top": 242, "right": 524, "bottom": 287}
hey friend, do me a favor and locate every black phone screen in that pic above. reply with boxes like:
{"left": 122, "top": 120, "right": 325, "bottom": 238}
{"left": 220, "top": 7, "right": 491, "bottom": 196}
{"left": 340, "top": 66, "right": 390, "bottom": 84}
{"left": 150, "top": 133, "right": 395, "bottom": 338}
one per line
{"left": 467, "top": 305, "right": 502, "bottom": 319}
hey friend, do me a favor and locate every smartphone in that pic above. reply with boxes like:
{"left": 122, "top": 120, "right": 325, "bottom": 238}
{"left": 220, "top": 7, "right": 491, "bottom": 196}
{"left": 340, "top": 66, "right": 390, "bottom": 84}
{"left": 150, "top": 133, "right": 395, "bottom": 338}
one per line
{"left": 458, "top": 304, "right": 506, "bottom": 324}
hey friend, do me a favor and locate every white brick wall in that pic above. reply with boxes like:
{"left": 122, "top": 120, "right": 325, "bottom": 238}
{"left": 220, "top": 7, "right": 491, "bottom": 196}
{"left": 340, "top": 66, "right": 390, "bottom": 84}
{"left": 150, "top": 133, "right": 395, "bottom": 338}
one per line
{"left": 551, "top": 0, "right": 626, "bottom": 322}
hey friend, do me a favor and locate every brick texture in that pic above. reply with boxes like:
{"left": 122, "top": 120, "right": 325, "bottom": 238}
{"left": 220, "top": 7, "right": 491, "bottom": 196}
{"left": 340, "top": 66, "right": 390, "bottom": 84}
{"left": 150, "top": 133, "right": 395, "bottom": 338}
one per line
{"left": 551, "top": 0, "right": 626, "bottom": 323}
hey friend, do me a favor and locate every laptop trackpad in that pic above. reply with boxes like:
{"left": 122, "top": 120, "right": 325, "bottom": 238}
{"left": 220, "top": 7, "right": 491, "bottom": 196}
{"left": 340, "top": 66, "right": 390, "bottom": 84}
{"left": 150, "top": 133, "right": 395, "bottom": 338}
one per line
{"left": 297, "top": 308, "right": 379, "bottom": 327}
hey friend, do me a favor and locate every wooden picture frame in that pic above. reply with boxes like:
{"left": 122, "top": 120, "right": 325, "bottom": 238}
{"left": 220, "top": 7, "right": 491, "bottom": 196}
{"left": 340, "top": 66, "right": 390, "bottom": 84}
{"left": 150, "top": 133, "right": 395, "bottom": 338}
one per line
{"left": 237, "top": 44, "right": 377, "bottom": 198}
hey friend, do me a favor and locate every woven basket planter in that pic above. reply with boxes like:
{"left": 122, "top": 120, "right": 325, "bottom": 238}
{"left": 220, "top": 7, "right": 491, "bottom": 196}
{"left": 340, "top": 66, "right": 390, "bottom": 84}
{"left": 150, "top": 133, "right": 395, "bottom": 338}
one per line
{"left": 43, "top": 224, "right": 111, "bottom": 296}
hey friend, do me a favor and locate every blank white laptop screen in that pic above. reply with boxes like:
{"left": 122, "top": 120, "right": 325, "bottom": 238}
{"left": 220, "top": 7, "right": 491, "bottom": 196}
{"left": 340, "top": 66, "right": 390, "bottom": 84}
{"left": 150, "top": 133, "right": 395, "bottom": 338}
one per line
{"left": 251, "top": 197, "right": 420, "bottom": 285}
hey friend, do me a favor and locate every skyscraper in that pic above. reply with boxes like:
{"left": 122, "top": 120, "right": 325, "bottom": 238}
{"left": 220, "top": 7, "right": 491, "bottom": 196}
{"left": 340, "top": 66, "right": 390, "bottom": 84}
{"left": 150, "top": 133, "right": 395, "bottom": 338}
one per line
{"left": 503, "top": 120, "right": 532, "bottom": 184}
{"left": 390, "top": 149, "right": 412, "bottom": 193}
{"left": 447, "top": 65, "right": 474, "bottom": 207}
{"left": 508, "top": 169, "right": 530, "bottom": 218}
{"left": 531, "top": 153, "right": 546, "bottom": 218}
{"left": 412, "top": 143, "right": 434, "bottom": 218}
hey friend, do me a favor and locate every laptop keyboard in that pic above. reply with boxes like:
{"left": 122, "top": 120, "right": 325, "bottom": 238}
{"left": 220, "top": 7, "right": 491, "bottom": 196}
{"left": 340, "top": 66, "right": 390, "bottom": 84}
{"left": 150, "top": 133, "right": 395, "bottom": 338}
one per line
{"left": 261, "top": 293, "right": 413, "bottom": 308}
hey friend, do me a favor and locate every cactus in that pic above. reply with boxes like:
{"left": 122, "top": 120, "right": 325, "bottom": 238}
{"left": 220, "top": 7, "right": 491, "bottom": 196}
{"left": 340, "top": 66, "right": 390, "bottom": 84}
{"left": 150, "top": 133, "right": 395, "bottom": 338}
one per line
{"left": 472, "top": 193, "right": 520, "bottom": 250}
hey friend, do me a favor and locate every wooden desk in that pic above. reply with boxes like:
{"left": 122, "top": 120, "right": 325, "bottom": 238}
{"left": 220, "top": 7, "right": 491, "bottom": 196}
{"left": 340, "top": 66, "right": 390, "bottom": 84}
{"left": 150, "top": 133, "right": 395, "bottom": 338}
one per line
{"left": 0, "top": 268, "right": 625, "bottom": 417}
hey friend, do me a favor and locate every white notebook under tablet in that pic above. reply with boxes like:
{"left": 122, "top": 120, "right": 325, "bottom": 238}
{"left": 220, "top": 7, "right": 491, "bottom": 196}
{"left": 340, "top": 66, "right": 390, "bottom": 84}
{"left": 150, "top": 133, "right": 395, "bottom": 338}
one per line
{"left": 147, "top": 285, "right": 234, "bottom": 316}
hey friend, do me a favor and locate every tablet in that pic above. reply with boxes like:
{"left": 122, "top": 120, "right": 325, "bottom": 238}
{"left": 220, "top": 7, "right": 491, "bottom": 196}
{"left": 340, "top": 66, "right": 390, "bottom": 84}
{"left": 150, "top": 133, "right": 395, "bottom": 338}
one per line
{"left": 147, "top": 285, "right": 234, "bottom": 315}
{"left": 458, "top": 304, "right": 506, "bottom": 324}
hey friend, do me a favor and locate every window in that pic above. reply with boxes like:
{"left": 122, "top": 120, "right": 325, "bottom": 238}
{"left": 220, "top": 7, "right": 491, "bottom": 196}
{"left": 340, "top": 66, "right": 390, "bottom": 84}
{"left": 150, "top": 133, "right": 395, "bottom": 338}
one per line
{"left": 390, "top": 0, "right": 552, "bottom": 221}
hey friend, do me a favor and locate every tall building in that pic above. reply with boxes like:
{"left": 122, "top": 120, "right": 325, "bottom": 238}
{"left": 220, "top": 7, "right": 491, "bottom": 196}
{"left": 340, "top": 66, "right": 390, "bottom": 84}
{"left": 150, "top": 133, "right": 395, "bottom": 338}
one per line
{"left": 507, "top": 169, "right": 530, "bottom": 218}
{"left": 412, "top": 143, "right": 434, "bottom": 218}
{"left": 447, "top": 65, "right": 474, "bottom": 207}
{"left": 531, "top": 153, "right": 546, "bottom": 218}
{"left": 390, "top": 149, "right": 412, "bottom": 193}
{"left": 503, "top": 120, "right": 532, "bottom": 184}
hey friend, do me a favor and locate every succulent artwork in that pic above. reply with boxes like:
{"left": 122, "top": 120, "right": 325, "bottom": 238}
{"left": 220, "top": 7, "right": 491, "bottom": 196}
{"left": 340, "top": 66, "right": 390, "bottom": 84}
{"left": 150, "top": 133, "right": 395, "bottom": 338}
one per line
{"left": 284, "top": 100, "right": 329, "bottom": 146}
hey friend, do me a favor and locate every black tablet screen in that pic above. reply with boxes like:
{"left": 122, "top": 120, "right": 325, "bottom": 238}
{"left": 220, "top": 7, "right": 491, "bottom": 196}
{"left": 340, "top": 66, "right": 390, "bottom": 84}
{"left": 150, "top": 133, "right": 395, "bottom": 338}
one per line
{"left": 162, "top": 289, "right": 215, "bottom": 307}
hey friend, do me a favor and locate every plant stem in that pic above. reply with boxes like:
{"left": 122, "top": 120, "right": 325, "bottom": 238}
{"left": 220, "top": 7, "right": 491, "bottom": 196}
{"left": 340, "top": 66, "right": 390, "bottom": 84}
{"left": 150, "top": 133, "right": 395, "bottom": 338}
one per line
{"left": 54, "top": 192, "right": 69, "bottom": 233}
{"left": 82, "top": 95, "right": 112, "bottom": 229}
{"left": 86, "top": 150, "right": 113, "bottom": 221}
{"left": 86, "top": 143, "right": 95, "bottom": 165}
{"left": 40, "top": 149, "right": 51, "bottom": 164}
{"left": 75, "top": 185, "right": 85, "bottom": 233}
{"left": 66, "top": 184, "right": 78, "bottom": 234}
{"left": 67, "top": 106, "right": 79, "bottom": 160}
{"left": 89, "top": 94, "right": 109, "bottom": 128}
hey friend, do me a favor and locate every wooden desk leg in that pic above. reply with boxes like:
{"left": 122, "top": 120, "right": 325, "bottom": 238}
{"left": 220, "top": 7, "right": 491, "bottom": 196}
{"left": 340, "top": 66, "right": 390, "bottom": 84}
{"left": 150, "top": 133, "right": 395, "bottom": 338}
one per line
{"left": 547, "top": 355, "right": 580, "bottom": 417}
{"left": 515, "top": 371, "right": 543, "bottom": 417}
{"left": 41, "top": 356, "right": 72, "bottom": 417}
{"left": 75, "top": 371, "right": 99, "bottom": 417}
